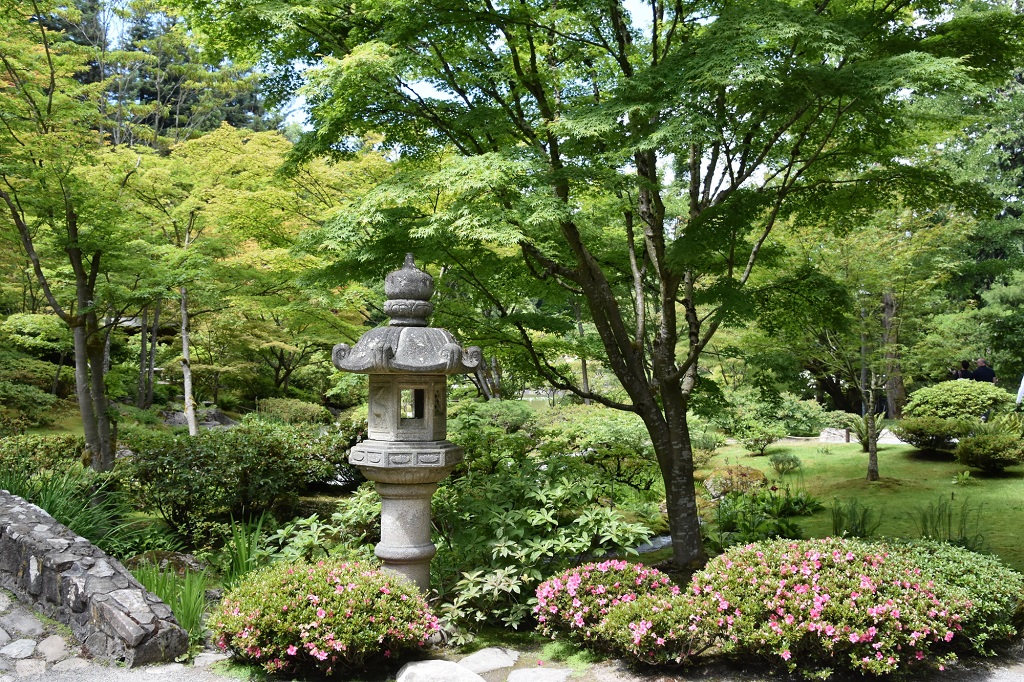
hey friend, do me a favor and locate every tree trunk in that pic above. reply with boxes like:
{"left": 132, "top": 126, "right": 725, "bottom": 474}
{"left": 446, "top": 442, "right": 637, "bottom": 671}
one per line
{"left": 145, "top": 303, "right": 160, "bottom": 408}
{"left": 575, "top": 302, "right": 591, "bottom": 406}
{"left": 881, "top": 292, "right": 906, "bottom": 419}
{"left": 51, "top": 351, "right": 65, "bottom": 396}
{"left": 137, "top": 307, "right": 148, "bottom": 408}
{"left": 180, "top": 286, "right": 198, "bottom": 436}
{"left": 86, "top": 313, "right": 114, "bottom": 472}
{"left": 72, "top": 323, "right": 100, "bottom": 460}
{"left": 865, "top": 373, "right": 880, "bottom": 482}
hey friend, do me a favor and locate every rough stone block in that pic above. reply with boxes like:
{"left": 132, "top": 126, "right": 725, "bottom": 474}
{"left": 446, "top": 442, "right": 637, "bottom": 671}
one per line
{"left": 458, "top": 647, "right": 520, "bottom": 674}
{"left": 397, "top": 660, "right": 487, "bottom": 682}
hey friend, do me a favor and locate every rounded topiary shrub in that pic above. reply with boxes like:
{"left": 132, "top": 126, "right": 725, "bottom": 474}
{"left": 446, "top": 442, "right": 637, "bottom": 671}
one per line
{"left": 535, "top": 560, "right": 678, "bottom": 643}
{"left": 685, "top": 537, "right": 1024, "bottom": 677}
{"left": 955, "top": 434, "right": 1024, "bottom": 473}
{"left": 213, "top": 559, "right": 439, "bottom": 674}
{"left": 255, "top": 397, "right": 332, "bottom": 424}
{"left": 594, "top": 591, "right": 712, "bottom": 665}
{"left": 904, "top": 382, "right": 1015, "bottom": 421}
{"left": 892, "top": 416, "right": 968, "bottom": 453}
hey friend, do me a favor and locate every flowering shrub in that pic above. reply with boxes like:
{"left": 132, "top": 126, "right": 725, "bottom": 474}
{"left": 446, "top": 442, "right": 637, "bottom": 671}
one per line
{"left": 535, "top": 560, "right": 678, "bottom": 643}
{"left": 212, "top": 559, "right": 439, "bottom": 674}
{"left": 703, "top": 465, "right": 767, "bottom": 498}
{"left": 688, "top": 538, "right": 1023, "bottom": 677}
{"left": 594, "top": 592, "right": 713, "bottom": 665}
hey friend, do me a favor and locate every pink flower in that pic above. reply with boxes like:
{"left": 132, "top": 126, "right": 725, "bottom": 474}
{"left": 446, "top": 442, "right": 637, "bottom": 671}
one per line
{"left": 286, "top": 645, "right": 297, "bottom": 656}
{"left": 781, "top": 650, "right": 792, "bottom": 661}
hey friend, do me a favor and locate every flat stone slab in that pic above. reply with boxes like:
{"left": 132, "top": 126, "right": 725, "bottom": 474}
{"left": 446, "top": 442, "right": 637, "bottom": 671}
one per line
{"left": 0, "top": 612, "right": 42, "bottom": 638}
{"left": 397, "top": 660, "right": 487, "bottom": 682}
{"left": 192, "top": 653, "right": 229, "bottom": 668}
{"left": 508, "top": 668, "right": 572, "bottom": 682}
{"left": 36, "top": 634, "right": 69, "bottom": 662}
{"left": 0, "top": 639, "right": 34, "bottom": 659}
{"left": 458, "top": 647, "right": 519, "bottom": 674}
{"left": 13, "top": 659, "right": 45, "bottom": 677}
{"left": 51, "top": 657, "right": 90, "bottom": 672}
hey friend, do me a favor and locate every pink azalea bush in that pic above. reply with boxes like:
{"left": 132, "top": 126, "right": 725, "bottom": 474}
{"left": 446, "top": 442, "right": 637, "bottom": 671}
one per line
{"left": 212, "top": 559, "right": 439, "bottom": 674}
{"left": 689, "top": 538, "right": 1022, "bottom": 677}
{"left": 534, "top": 560, "right": 678, "bottom": 643}
{"left": 548, "top": 539, "right": 1023, "bottom": 679}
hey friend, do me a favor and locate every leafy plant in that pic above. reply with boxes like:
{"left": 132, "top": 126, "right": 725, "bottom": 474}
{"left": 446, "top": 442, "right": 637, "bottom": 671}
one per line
{"left": 432, "top": 457, "right": 653, "bottom": 633}
{"left": 904, "top": 381, "right": 1015, "bottom": 420}
{"left": 951, "top": 470, "right": 975, "bottom": 486}
{"left": 702, "top": 488, "right": 812, "bottom": 554}
{"left": 254, "top": 397, "right": 332, "bottom": 424}
{"left": 221, "top": 514, "right": 269, "bottom": 589}
{"left": 703, "top": 465, "right": 768, "bottom": 498}
{"left": 830, "top": 498, "right": 882, "bottom": 538}
{"left": 955, "top": 434, "right": 1024, "bottom": 473}
{"left": 847, "top": 414, "right": 872, "bottom": 452}
{"left": 737, "top": 421, "right": 786, "bottom": 455}
{"left": 132, "top": 563, "right": 209, "bottom": 646}
{"left": 892, "top": 416, "right": 969, "bottom": 453}
{"left": 769, "top": 452, "right": 801, "bottom": 476}
{"left": 909, "top": 496, "right": 986, "bottom": 551}
{"left": 212, "top": 559, "right": 439, "bottom": 674}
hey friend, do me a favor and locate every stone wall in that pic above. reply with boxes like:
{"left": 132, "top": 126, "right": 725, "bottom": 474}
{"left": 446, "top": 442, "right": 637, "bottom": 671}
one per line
{"left": 0, "top": 490, "right": 188, "bottom": 666}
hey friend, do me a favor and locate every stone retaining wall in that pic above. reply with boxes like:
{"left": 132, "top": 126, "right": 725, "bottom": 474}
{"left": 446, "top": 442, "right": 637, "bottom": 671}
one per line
{"left": 0, "top": 490, "right": 188, "bottom": 666}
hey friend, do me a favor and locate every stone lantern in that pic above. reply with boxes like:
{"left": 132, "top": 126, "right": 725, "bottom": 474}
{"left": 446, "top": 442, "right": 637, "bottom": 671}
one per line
{"left": 331, "top": 254, "right": 480, "bottom": 590}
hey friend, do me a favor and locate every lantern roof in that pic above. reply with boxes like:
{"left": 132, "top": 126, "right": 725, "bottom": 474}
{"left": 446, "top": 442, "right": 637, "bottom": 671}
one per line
{"left": 332, "top": 254, "right": 481, "bottom": 374}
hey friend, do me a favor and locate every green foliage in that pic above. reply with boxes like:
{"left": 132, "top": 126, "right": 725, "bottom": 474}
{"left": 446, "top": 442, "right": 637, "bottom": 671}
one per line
{"left": 0, "top": 462, "right": 145, "bottom": 558}
{"left": 132, "top": 563, "right": 209, "bottom": 647}
{"left": 955, "top": 434, "right": 1024, "bottom": 473}
{"left": 719, "top": 390, "right": 827, "bottom": 438}
{"left": 212, "top": 559, "right": 439, "bottom": 674}
{"left": 769, "top": 452, "right": 802, "bottom": 476}
{"left": 892, "top": 417, "right": 969, "bottom": 452}
{"left": 909, "top": 496, "right": 986, "bottom": 551}
{"left": 0, "top": 434, "right": 85, "bottom": 472}
{"left": 690, "top": 424, "right": 726, "bottom": 468}
{"left": 448, "top": 399, "right": 537, "bottom": 474}
{"left": 538, "top": 405, "right": 661, "bottom": 495}
{"left": 703, "top": 487, "right": 821, "bottom": 555}
{"left": 222, "top": 514, "right": 269, "bottom": 590}
{"left": 432, "top": 457, "right": 653, "bottom": 632}
{"left": 847, "top": 415, "right": 872, "bottom": 453}
{"left": 904, "top": 381, "right": 1015, "bottom": 420}
{"left": 830, "top": 499, "right": 882, "bottom": 538}
{"left": 737, "top": 421, "right": 787, "bottom": 455}
{"left": 703, "top": 465, "right": 768, "bottom": 497}
{"left": 254, "top": 397, "right": 331, "bottom": 424}
{"left": 0, "top": 380, "right": 57, "bottom": 427}
{"left": 123, "top": 423, "right": 312, "bottom": 541}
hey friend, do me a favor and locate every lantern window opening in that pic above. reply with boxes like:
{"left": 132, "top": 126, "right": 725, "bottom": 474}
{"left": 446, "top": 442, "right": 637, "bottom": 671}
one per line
{"left": 401, "top": 387, "right": 426, "bottom": 420}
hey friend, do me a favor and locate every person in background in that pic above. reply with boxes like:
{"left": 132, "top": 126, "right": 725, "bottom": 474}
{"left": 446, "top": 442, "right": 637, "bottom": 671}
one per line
{"left": 952, "top": 360, "right": 973, "bottom": 379}
{"left": 1016, "top": 373, "right": 1024, "bottom": 411}
{"left": 973, "top": 358, "right": 996, "bottom": 383}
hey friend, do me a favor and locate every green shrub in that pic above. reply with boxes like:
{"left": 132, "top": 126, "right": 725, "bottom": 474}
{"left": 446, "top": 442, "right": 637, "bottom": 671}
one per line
{"left": 212, "top": 559, "right": 439, "bottom": 674}
{"left": 717, "top": 389, "right": 826, "bottom": 437}
{"left": 0, "top": 380, "right": 57, "bottom": 427}
{"left": 254, "top": 397, "right": 331, "bottom": 424}
{"left": 123, "top": 423, "right": 312, "bottom": 541}
{"left": 892, "top": 416, "right": 968, "bottom": 452}
{"left": 0, "top": 434, "right": 85, "bottom": 472}
{"left": 449, "top": 399, "right": 538, "bottom": 474}
{"left": 432, "top": 457, "right": 653, "bottom": 632}
{"left": 703, "top": 487, "right": 820, "bottom": 554}
{"left": 955, "top": 434, "right": 1024, "bottom": 473}
{"left": 535, "top": 560, "right": 678, "bottom": 644}
{"left": 905, "top": 381, "right": 1015, "bottom": 420}
{"left": 703, "top": 465, "right": 767, "bottom": 497}
{"left": 769, "top": 452, "right": 801, "bottom": 476}
{"left": 737, "top": 420, "right": 786, "bottom": 455}
{"left": 683, "top": 538, "right": 1020, "bottom": 676}
{"left": 538, "top": 405, "right": 661, "bottom": 495}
